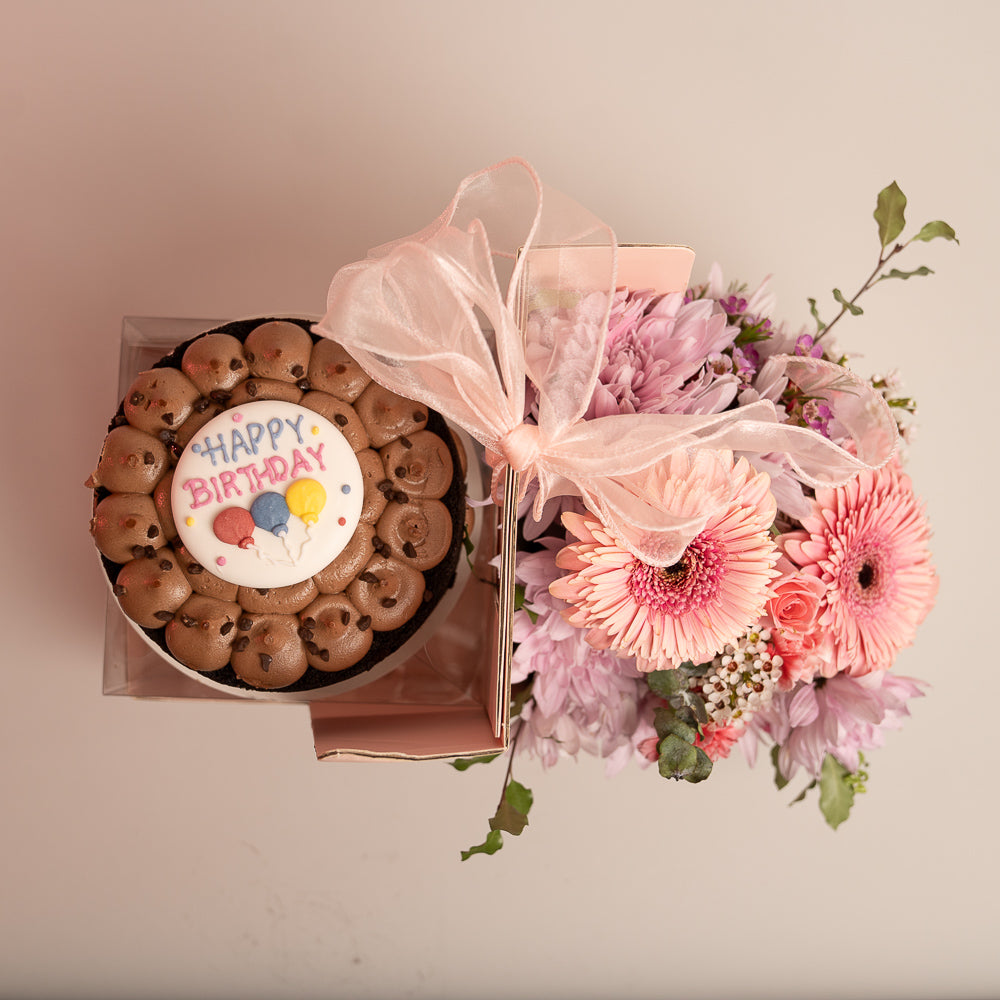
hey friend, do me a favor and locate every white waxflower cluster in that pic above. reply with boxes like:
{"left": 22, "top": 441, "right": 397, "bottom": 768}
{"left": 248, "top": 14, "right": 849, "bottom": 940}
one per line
{"left": 688, "top": 629, "right": 783, "bottom": 726}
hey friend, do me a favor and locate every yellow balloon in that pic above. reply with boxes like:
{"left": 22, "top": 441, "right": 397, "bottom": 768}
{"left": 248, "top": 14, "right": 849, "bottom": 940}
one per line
{"left": 285, "top": 478, "right": 326, "bottom": 526}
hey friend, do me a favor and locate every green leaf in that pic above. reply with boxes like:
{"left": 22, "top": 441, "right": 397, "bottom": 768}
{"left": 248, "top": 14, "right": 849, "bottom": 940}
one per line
{"left": 460, "top": 828, "right": 503, "bottom": 860}
{"left": 653, "top": 707, "right": 696, "bottom": 744}
{"left": 912, "top": 220, "right": 958, "bottom": 244}
{"left": 450, "top": 753, "right": 501, "bottom": 771}
{"left": 832, "top": 288, "right": 863, "bottom": 316}
{"left": 789, "top": 780, "right": 817, "bottom": 805}
{"left": 646, "top": 668, "right": 685, "bottom": 699}
{"left": 770, "top": 745, "right": 789, "bottom": 790}
{"left": 874, "top": 181, "right": 907, "bottom": 248}
{"left": 657, "top": 734, "right": 713, "bottom": 783}
{"left": 489, "top": 781, "right": 531, "bottom": 836}
{"left": 877, "top": 266, "right": 934, "bottom": 282}
{"left": 818, "top": 755, "right": 855, "bottom": 830}
{"left": 505, "top": 778, "right": 533, "bottom": 816}
{"left": 510, "top": 678, "right": 534, "bottom": 718}
{"left": 807, "top": 297, "right": 827, "bottom": 334}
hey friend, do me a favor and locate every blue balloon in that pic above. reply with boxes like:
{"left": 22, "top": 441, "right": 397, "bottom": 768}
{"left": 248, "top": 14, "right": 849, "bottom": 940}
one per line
{"left": 250, "top": 491, "right": 290, "bottom": 537}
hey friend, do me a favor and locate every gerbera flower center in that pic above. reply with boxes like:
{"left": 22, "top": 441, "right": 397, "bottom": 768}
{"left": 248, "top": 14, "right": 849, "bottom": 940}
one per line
{"left": 840, "top": 541, "right": 893, "bottom": 615}
{"left": 628, "top": 533, "right": 726, "bottom": 616}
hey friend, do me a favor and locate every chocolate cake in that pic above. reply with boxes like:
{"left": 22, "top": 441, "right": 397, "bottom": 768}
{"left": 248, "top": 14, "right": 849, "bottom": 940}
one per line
{"left": 89, "top": 318, "right": 467, "bottom": 694}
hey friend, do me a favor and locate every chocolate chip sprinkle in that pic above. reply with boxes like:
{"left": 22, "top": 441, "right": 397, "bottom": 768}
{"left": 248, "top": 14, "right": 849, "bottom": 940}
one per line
{"left": 159, "top": 559, "right": 173, "bottom": 571}
{"left": 302, "top": 617, "right": 316, "bottom": 629}
{"left": 380, "top": 597, "right": 397, "bottom": 609}
{"left": 154, "top": 610, "right": 174, "bottom": 623}
{"left": 402, "top": 541, "right": 417, "bottom": 559}
{"left": 147, "top": 525, "right": 159, "bottom": 538}
{"left": 195, "top": 397, "right": 211, "bottom": 413}
{"left": 113, "top": 583, "right": 128, "bottom": 597}
{"left": 246, "top": 351, "right": 255, "bottom": 363}
{"left": 319, "top": 649, "right": 330, "bottom": 663}
{"left": 158, "top": 429, "right": 175, "bottom": 443}
{"left": 306, "top": 640, "right": 319, "bottom": 655}
{"left": 291, "top": 364, "right": 305, "bottom": 378}
{"left": 220, "top": 620, "right": 234, "bottom": 636}
{"left": 237, "top": 615, "right": 253, "bottom": 631}
{"left": 256, "top": 587, "right": 269, "bottom": 596}
{"left": 377, "top": 479, "right": 394, "bottom": 494}
{"left": 233, "top": 636, "right": 250, "bottom": 652}
{"left": 161, "top": 412, "right": 174, "bottom": 425}
{"left": 393, "top": 491, "right": 410, "bottom": 504}
{"left": 340, "top": 609, "right": 350, "bottom": 626}
{"left": 144, "top": 545, "right": 157, "bottom": 559}
{"left": 357, "top": 615, "right": 372, "bottom": 632}
{"left": 359, "top": 571, "right": 379, "bottom": 585}
{"left": 296, "top": 378, "right": 311, "bottom": 392}
{"left": 181, "top": 614, "right": 197, "bottom": 628}
{"left": 129, "top": 391, "right": 144, "bottom": 405}
{"left": 229, "top": 357, "right": 244, "bottom": 371}
{"left": 143, "top": 451, "right": 155, "bottom": 465}
{"left": 394, "top": 466, "right": 407, "bottom": 478}
{"left": 187, "top": 562, "right": 204, "bottom": 574}
{"left": 131, "top": 544, "right": 145, "bottom": 559}
{"left": 333, "top": 413, "right": 348, "bottom": 427}
{"left": 209, "top": 389, "right": 232, "bottom": 404}
{"left": 399, "top": 435, "right": 412, "bottom": 448}
{"left": 413, "top": 411, "right": 425, "bottom": 422}
{"left": 246, "top": 381, "right": 258, "bottom": 397}
{"left": 259, "top": 653, "right": 272, "bottom": 673}
{"left": 298, "top": 626, "right": 314, "bottom": 641}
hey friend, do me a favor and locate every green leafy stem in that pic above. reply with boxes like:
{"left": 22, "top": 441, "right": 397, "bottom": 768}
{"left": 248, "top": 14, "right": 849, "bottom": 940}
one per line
{"left": 810, "top": 181, "right": 958, "bottom": 343}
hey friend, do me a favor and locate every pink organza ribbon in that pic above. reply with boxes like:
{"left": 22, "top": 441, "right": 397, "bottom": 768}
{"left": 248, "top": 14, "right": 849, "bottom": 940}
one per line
{"left": 315, "top": 159, "right": 898, "bottom": 566}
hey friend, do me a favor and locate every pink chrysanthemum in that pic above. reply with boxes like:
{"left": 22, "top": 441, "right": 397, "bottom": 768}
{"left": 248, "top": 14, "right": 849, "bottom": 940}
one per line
{"left": 779, "top": 461, "right": 937, "bottom": 675}
{"left": 549, "top": 455, "right": 779, "bottom": 669}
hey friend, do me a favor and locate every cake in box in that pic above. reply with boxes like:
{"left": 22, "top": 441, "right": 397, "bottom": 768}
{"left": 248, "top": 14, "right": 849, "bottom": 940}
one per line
{"left": 88, "top": 317, "right": 468, "bottom": 695}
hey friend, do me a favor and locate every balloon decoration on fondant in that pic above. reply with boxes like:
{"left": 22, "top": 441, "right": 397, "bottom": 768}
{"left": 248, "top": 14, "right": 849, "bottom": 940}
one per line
{"left": 286, "top": 478, "right": 326, "bottom": 526}
{"left": 213, "top": 507, "right": 256, "bottom": 549}
{"left": 250, "top": 491, "right": 291, "bottom": 537}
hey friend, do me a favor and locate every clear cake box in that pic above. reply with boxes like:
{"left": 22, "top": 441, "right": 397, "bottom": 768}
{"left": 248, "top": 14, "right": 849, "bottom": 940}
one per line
{"left": 100, "top": 316, "right": 513, "bottom": 760}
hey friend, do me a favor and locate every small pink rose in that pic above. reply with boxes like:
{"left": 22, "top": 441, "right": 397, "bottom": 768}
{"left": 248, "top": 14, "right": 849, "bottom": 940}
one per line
{"left": 767, "top": 573, "right": 826, "bottom": 634}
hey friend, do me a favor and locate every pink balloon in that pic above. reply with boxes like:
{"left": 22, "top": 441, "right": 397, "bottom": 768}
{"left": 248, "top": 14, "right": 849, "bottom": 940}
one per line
{"left": 213, "top": 507, "right": 255, "bottom": 549}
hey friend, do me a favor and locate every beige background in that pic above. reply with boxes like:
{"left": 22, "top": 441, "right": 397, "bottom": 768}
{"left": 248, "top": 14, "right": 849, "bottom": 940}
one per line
{"left": 2, "top": 1, "right": 996, "bottom": 997}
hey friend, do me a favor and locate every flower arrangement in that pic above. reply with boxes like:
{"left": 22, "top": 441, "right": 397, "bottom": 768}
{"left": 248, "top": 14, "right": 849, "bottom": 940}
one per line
{"left": 453, "top": 180, "right": 955, "bottom": 859}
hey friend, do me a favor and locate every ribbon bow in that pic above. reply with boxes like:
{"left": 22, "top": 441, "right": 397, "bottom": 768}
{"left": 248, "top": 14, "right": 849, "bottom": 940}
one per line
{"left": 315, "top": 159, "right": 897, "bottom": 566}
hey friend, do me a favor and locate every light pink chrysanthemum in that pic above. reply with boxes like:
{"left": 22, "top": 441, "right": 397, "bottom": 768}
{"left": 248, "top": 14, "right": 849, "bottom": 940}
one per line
{"left": 549, "top": 455, "right": 779, "bottom": 669}
{"left": 510, "top": 544, "right": 652, "bottom": 774}
{"left": 779, "top": 461, "right": 937, "bottom": 675}
{"left": 586, "top": 288, "right": 740, "bottom": 419}
{"left": 741, "top": 671, "right": 926, "bottom": 780}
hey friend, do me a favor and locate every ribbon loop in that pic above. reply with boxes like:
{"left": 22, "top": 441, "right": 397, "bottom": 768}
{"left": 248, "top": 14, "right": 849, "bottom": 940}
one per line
{"left": 499, "top": 423, "right": 542, "bottom": 475}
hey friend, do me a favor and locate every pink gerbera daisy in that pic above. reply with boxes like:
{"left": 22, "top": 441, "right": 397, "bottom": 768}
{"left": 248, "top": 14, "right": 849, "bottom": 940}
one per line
{"left": 549, "top": 454, "right": 779, "bottom": 669}
{"left": 779, "top": 461, "right": 937, "bottom": 675}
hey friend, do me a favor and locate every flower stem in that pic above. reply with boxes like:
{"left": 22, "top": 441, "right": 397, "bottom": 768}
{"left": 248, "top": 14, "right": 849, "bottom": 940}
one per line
{"left": 815, "top": 241, "right": 908, "bottom": 343}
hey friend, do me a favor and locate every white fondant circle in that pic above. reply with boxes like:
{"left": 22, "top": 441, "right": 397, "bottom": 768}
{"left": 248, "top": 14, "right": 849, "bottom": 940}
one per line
{"left": 171, "top": 401, "right": 363, "bottom": 588}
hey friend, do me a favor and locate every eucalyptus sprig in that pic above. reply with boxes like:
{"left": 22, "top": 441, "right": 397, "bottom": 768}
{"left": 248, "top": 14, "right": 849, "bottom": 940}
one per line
{"left": 810, "top": 181, "right": 958, "bottom": 342}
